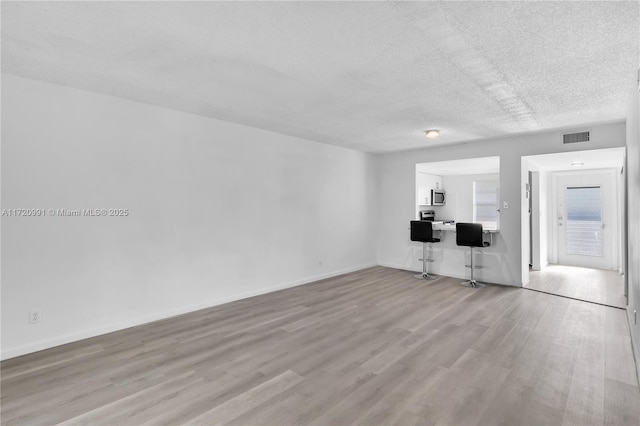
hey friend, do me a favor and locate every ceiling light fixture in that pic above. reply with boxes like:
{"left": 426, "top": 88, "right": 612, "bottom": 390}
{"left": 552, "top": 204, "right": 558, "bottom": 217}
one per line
{"left": 571, "top": 162, "right": 584, "bottom": 167}
{"left": 425, "top": 129, "right": 440, "bottom": 138}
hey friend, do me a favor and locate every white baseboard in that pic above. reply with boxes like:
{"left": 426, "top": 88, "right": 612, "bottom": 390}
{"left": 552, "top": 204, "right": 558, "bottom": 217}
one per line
{"left": 1, "top": 263, "right": 376, "bottom": 360}
{"left": 376, "top": 262, "right": 520, "bottom": 287}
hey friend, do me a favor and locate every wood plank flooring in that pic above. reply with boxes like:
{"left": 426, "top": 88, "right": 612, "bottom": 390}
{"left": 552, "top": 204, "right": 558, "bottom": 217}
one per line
{"left": 526, "top": 264, "right": 626, "bottom": 308}
{"left": 2, "top": 266, "right": 639, "bottom": 425}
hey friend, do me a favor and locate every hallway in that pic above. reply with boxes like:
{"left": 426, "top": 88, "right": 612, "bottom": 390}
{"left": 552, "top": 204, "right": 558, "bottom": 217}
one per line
{"left": 526, "top": 265, "right": 626, "bottom": 308}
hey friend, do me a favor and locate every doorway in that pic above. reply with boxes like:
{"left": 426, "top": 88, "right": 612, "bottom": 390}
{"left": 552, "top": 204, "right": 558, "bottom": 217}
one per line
{"left": 521, "top": 147, "right": 626, "bottom": 308}
{"left": 554, "top": 171, "right": 616, "bottom": 270}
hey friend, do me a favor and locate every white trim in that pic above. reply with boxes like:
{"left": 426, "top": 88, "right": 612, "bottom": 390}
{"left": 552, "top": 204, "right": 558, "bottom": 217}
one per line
{"left": 0, "top": 263, "right": 376, "bottom": 360}
{"left": 550, "top": 173, "right": 559, "bottom": 263}
{"left": 530, "top": 171, "right": 542, "bottom": 271}
{"left": 617, "top": 166, "right": 625, "bottom": 275}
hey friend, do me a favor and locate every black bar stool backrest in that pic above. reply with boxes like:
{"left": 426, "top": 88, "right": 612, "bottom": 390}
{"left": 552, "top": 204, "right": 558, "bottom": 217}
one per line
{"left": 456, "top": 223, "right": 489, "bottom": 247}
{"left": 410, "top": 221, "right": 436, "bottom": 243}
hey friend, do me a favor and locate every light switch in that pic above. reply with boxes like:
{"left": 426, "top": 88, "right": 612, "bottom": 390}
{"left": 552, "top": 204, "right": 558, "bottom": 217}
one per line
{"left": 503, "top": 201, "right": 509, "bottom": 209}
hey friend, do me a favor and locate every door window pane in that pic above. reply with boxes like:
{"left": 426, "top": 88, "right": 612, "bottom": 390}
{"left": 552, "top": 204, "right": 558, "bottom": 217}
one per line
{"left": 566, "top": 186, "right": 602, "bottom": 256}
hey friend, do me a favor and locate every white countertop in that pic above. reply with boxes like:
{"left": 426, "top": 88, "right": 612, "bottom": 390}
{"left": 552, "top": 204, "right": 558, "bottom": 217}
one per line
{"left": 431, "top": 221, "right": 499, "bottom": 233}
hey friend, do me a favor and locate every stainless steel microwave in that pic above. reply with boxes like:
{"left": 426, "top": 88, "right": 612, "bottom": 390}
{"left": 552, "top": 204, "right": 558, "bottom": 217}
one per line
{"left": 431, "top": 189, "right": 446, "bottom": 206}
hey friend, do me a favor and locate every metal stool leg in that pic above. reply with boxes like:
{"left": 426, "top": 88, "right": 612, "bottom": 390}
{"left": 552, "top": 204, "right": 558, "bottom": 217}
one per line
{"left": 461, "top": 247, "right": 486, "bottom": 288}
{"left": 415, "top": 242, "right": 436, "bottom": 280}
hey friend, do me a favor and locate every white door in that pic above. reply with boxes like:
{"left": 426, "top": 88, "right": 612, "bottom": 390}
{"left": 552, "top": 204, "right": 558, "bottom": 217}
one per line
{"left": 556, "top": 172, "right": 616, "bottom": 270}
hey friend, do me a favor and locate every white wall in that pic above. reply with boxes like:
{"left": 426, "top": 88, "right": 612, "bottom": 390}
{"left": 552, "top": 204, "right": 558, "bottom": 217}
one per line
{"left": 376, "top": 122, "right": 626, "bottom": 286}
{"left": 625, "top": 70, "right": 640, "bottom": 378}
{"left": 0, "top": 75, "right": 377, "bottom": 359}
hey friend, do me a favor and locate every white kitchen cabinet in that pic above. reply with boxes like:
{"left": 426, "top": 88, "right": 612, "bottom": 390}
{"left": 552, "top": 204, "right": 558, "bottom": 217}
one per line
{"left": 416, "top": 172, "right": 443, "bottom": 206}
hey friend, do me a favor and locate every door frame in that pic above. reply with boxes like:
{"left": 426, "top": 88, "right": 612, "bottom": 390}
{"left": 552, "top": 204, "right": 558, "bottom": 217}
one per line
{"left": 550, "top": 168, "right": 619, "bottom": 270}
{"left": 530, "top": 171, "right": 542, "bottom": 271}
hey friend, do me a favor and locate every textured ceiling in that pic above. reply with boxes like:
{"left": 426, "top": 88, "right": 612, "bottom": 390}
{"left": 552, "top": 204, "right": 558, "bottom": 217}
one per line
{"left": 2, "top": 1, "right": 638, "bottom": 152}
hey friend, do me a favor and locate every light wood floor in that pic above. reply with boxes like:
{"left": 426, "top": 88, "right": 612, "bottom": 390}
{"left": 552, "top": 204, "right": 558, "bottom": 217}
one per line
{"left": 526, "top": 264, "right": 626, "bottom": 308}
{"left": 2, "top": 266, "right": 639, "bottom": 425}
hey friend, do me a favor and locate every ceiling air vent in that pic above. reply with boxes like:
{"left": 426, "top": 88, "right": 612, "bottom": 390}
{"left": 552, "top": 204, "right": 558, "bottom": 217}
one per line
{"left": 563, "top": 131, "right": 589, "bottom": 144}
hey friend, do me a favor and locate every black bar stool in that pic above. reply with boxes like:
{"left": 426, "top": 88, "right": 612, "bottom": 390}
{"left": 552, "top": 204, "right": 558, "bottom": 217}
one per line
{"left": 410, "top": 221, "right": 440, "bottom": 280}
{"left": 456, "top": 222, "right": 491, "bottom": 288}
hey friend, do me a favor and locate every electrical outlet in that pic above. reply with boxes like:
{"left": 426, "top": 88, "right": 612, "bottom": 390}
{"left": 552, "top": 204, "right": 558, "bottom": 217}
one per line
{"left": 503, "top": 201, "right": 509, "bottom": 209}
{"left": 29, "top": 310, "right": 41, "bottom": 324}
